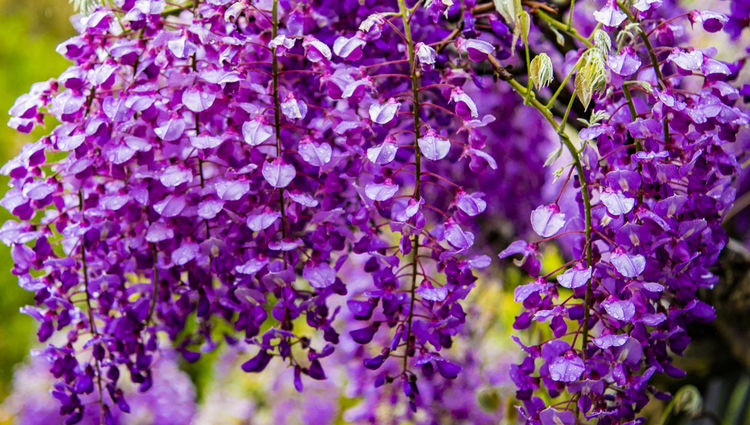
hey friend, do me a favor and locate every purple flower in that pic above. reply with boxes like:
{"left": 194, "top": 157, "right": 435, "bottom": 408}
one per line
{"left": 418, "top": 130, "right": 451, "bottom": 161}
{"left": 367, "top": 136, "right": 399, "bottom": 165}
{"left": 298, "top": 138, "right": 332, "bottom": 167}
{"left": 364, "top": 180, "right": 399, "bottom": 201}
{"left": 415, "top": 42, "right": 437, "bottom": 70}
{"left": 601, "top": 297, "right": 636, "bottom": 322}
{"left": 303, "top": 262, "right": 336, "bottom": 289}
{"left": 456, "top": 38, "right": 495, "bottom": 62}
{"left": 600, "top": 190, "right": 635, "bottom": 215}
{"left": 455, "top": 191, "right": 486, "bottom": 217}
{"left": 2, "top": 0, "right": 743, "bottom": 422}
{"left": 548, "top": 352, "right": 585, "bottom": 382}
{"left": 611, "top": 248, "right": 646, "bottom": 278}
{"left": 449, "top": 88, "right": 479, "bottom": 120}
{"left": 593, "top": 1, "right": 627, "bottom": 28}
{"left": 262, "top": 158, "right": 296, "bottom": 189}
{"left": 369, "top": 98, "right": 400, "bottom": 125}
{"left": 556, "top": 264, "right": 592, "bottom": 289}
{"left": 182, "top": 87, "right": 216, "bottom": 112}
{"left": 280, "top": 93, "right": 308, "bottom": 120}
{"left": 607, "top": 47, "right": 642, "bottom": 76}
{"left": 530, "top": 204, "right": 566, "bottom": 237}
{"left": 303, "top": 37, "right": 332, "bottom": 62}
{"left": 243, "top": 119, "right": 274, "bottom": 146}
{"left": 333, "top": 35, "right": 366, "bottom": 61}
{"left": 540, "top": 407, "right": 575, "bottom": 425}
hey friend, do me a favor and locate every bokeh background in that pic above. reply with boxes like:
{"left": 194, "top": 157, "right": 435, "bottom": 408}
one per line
{"left": 0, "top": 0, "right": 74, "bottom": 400}
{"left": 0, "top": 1, "right": 748, "bottom": 424}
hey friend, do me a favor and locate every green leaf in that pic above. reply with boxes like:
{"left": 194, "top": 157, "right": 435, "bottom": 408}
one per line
{"left": 494, "top": 1, "right": 530, "bottom": 56}
{"left": 636, "top": 80, "right": 653, "bottom": 93}
{"left": 69, "top": 0, "right": 101, "bottom": 15}
{"left": 544, "top": 144, "right": 563, "bottom": 167}
{"left": 519, "top": 11, "right": 531, "bottom": 45}
{"left": 592, "top": 29, "right": 612, "bottom": 55}
{"left": 493, "top": 0, "right": 518, "bottom": 26}
{"left": 574, "top": 49, "right": 607, "bottom": 110}
{"left": 583, "top": 110, "right": 610, "bottom": 126}
{"left": 673, "top": 385, "right": 702, "bottom": 417}
{"left": 616, "top": 22, "right": 640, "bottom": 48}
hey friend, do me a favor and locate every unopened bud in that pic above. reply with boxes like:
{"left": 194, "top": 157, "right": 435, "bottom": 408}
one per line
{"left": 416, "top": 43, "right": 437, "bottom": 71}
{"left": 530, "top": 53, "right": 554, "bottom": 90}
{"left": 593, "top": 29, "right": 612, "bottom": 55}
{"left": 575, "top": 48, "right": 608, "bottom": 110}
{"left": 493, "top": 0, "right": 519, "bottom": 27}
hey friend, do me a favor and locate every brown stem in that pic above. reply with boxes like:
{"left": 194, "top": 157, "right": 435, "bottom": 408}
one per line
{"left": 79, "top": 190, "right": 106, "bottom": 425}
{"left": 399, "top": 0, "right": 423, "bottom": 375}
{"left": 272, "top": 0, "right": 287, "bottom": 240}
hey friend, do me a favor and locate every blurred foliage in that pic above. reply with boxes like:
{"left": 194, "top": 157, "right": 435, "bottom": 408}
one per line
{"left": 0, "top": 0, "right": 73, "bottom": 400}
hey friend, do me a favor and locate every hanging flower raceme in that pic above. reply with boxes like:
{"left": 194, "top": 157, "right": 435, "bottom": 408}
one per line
{"left": 2, "top": 0, "right": 503, "bottom": 421}
{"left": 2, "top": 0, "right": 378, "bottom": 421}
{"left": 497, "top": 1, "right": 748, "bottom": 424}
{"left": 319, "top": 1, "right": 503, "bottom": 410}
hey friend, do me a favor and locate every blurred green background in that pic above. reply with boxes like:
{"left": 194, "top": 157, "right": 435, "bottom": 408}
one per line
{"left": 0, "top": 0, "right": 74, "bottom": 399}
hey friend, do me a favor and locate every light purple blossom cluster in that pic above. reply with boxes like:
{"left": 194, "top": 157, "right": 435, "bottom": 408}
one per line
{"left": 2, "top": 353, "right": 195, "bottom": 425}
{"left": 2, "top": 0, "right": 747, "bottom": 423}
{"left": 500, "top": 1, "right": 748, "bottom": 424}
{"left": 1, "top": 0, "right": 506, "bottom": 422}
{"left": 727, "top": 0, "right": 750, "bottom": 39}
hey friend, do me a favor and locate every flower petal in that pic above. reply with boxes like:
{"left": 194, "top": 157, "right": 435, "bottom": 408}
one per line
{"left": 262, "top": 159, "right": 296, "bottom": 188}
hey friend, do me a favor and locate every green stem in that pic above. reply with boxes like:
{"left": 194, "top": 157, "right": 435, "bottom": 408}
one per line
{"left": 616, "top": 2, "right": 663, "bottom": 87}
{"left": 567, "top": 0, "right": 575, "bottom": 30}
{"left": 545, "top": 60, "right": 579, "bottom": 109}
{"left": 622, "top": 85, "right": 645, "bottom": 204}
{"left": 537, "top": 10, "right": 593, "bottom": 48}
{"left": 622, "top": 85, "right": 638, "bottom": 121}
{"left": 523, "top": 19, "right": 533, "bottom": 104}
{"left": 559, "top": 86, "right": 577, "bottom": 129}
{"left": 147, "top": 243, "right": 159, "bottom": 324}
{"left": 525, "top": 42, "right": 532, "bottom": 104}
{"left": 194, "top": 111, "right": 211, "bottom": 239}
{"left": 587, "top": 23, "right": 602, "bottom": 40}
{"left": 398, "top": 0, "right": 422, "bottom": 375}
{"left": 503, "top": 77, "right": 593, "bottom": 358}
{"left": 724, "top": 376, "right": 750, "bottom": 425}
{"left": 658, "top": 395, "right": 677, "bottom": 425}
{"left": 616, "top": 2, "right": 669, "bottom": 145}
{"left": 162, "top": 2, "right": 193, "bottom": 16}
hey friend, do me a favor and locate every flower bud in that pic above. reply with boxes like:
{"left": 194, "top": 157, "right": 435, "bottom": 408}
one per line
{"left": 575, "top": 48, "right": 608, "bottom": 110}
{"left": 415, "top": 42, "right": 437, "bottom": 70}
{"left": 592, "top": 29, "right": 612, "bottom": 55}
{"left": 529, "top": 53, "right": 554, "bottom": 91}
{"left": 493, "top": 0, "right": 519, "bottom": 28}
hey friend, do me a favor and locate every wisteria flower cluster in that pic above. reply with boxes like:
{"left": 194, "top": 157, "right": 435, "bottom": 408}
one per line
{"left": 2, "top": 353, "right": 196, "bottom": 425}
{"left": 2, "top": 0, "right": 747, "bottom": 423}
{"left": 499, "top": 1, "right": 748, "bottom": 424}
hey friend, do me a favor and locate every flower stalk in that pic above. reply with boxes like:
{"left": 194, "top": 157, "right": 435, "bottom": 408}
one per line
{"left": 398, "top": 0, "right": 423, "bottom": 374}
{"left": 272, "top": 0, "right": 287, "bottom": 239}
{"left": 79, "top": 190, "right": 106, "bottom": 425}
